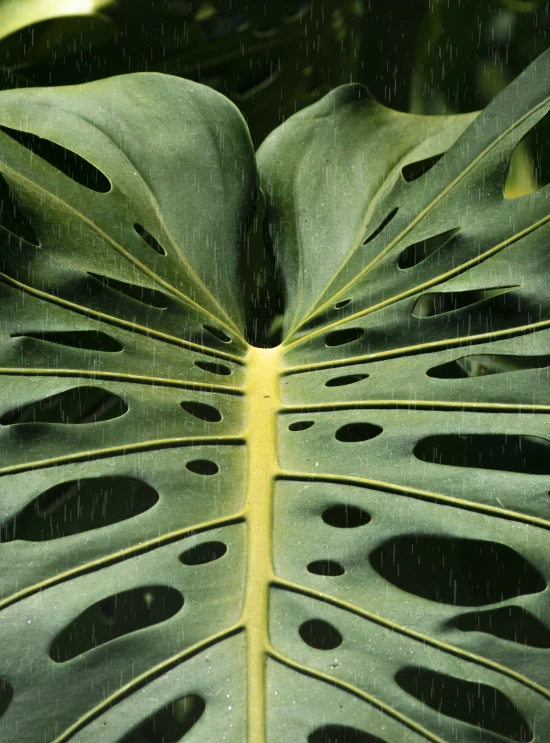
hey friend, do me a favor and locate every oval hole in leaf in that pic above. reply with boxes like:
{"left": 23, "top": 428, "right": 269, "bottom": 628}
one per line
{"left": 0, "top": 476, "right": 158, "bottom": 542}
{"left": 0, "top": 125, "right": 110, "bottom": 192}
{"left": 370, "top": 536, "right": 545, "bottom": 605}
{"left": 395, "top": 667, "right": 533, "bottom": 742}
{"left": 186, "top": 459, "right": 219, "bottom": 476}
{"left": 427, "top": 353, "right": 550, "bottom": 378}
{"left": 12, "top": 330, "right": 123, "bottom": 353}
{"left": 335, "top": 422, "right": 382, "bottom": 442}
{"left": 203, "top": 325, "right": 232, "bottom": 343}
{"left": 414, "top": 433, "right": 550, "bottom": 474}
{"left": 181, "top": 401, "right": 222, "bottom": 422}
{"left": 0, "top": 173, "right": 39, "bottom": 245}
{"left": 397, "top": 228, "right": 460, "bottom": 269}
{"left": 0, "top": 386, "right": 127, "bottom": 425}
{"left": 309, "top": 726, "right": 388, "bottom": 743}
{"left": 334, "top": 298, "right": 352, "bottom": 309}
{"left": 412, "top": 286, "right": 519, "bottom": 318}
{"left": 401, "top": 153, "right": 444, "bottom": 182}
{"left": 452, "top": 606, "right": 550, "bottom": 648}
{"left": 289, "top": 420, "right": 314, "bottom": 431}
{"left": 134, "top": 223, "right": 167, "bottom": 255}
{"left": 50, "top": 585, "right": 184, "bottom": 662}
{"left": 119, "top": 694, "right": 206, "bottom": 743}
{"left": 325, "top": 328, "right": 364, "bottom": 347}
{"left": 322, "top": 505, "right": 370, "bottom": 528}
{"left": 307, "top": 560, "right": 345, "bottom": 577}
{"left": 325, "top": 374, "right": 368, "bottom": 387}
{"left": 299, "top": 619, "right": 342, "bottom": 650}
{"left": 194, "top": 360, "right": 232, "bottom": 376}
{"left": 504, "top": 110, "right": 549, "bottom": 199}
{"left": 179, "top": 541, "right": 227, "bottom": 565}
{"left": 0, "top": 679, "right": 13, "bottom": 719}
{"left": 88, "top": 273, "right": 169, "bottom": 309}
{"left": 362, "top": 208, "right": 398, "bottom": 245}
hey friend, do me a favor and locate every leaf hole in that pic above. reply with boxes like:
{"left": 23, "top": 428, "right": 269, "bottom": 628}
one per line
{"left": 412, "top": 286, "right": 519, "bottom": 317}
{"left": 307, "top": 560, "right": 345, "bottom": 577}
{"left": 50, "top": 586, "right": 184, "bottom": 662}
{"left": 0, "top": 476, "right": 158, "bottom": 542}
{"left": 395, "top": 667, "right": 533, "bottom": 741}
{"left": 0, "top": 125, "right": 110, "bottom": 192}
{"left": 179, "top": 541, "right": 227, "bottom": 565}
{"left": 397, "top": 228, "right": 460, "bottom": 269}
{"left": 334, "top": 299, "right": 352, "bottom": 309}
{"left": 504, "top": 110, "right": 549, "bottom": 199}
{"left": 299, "top": 618, "right": 343, "bottom": 650}
{"left": 0, "top": 173, "right": 39, "bottom": 245}
{"left": 119, "top": 694, "right": 206, "bottom": 743}
{"left": 0, "top": 386, "right": 127, "bottom": 425}
{"left": 401, "top": 153, "right": 444, "bottom": 182}
{"left": 186, "top": 459, "right": 219, "bottom": 476}
{"left": 134, "top": 223, "right": 167, "bottom": 256}
{"left": 288, "top": 420, "right": 314, "bottom": 431}
{"left": 325, "top": 374, "right": 368, "bottom": 387}
{"left": 322, "top": 505, "right": 371, "bottom": 528}
{"left": 0, "top": 679, "right": 13, "bottom": 719}
{"left": 325, "top": 328, "right": 364, "bottom": 347}
{"left": 335, "top": 422, "right": 382, "bottom": 442}
{"left": 194, "top": 361, "right": 232, "bottom": 376}
{"left": 309, "top": 726, "right": 388, "bottom": 743}
{"left": 88, "top": 273, "right": 169, "bottom": 309}
{"left": 427, "top": 353, "right": 550, "bottom": 378}
{"left": 362, "top": 207, "right": 398, "bottom": 245}
{"left": 370, "top": 536, "right": 545, "bottom": 605}
{"left": 414, "top": 433, "right": 550, "bottom": 475}
{"left": 203, "top": 325, "right": 232, "bottom": 343}
{"left": 180, "top": 401, "right": 222, "bottom": 422}
{"left": 453, "top": 606, "right": 550, "bottom": 648}
{"left": 11, "top": 330, "right": 123, "bottom": 353}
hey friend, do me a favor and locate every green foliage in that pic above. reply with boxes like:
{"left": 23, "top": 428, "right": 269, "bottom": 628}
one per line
{"left": 0, "top": 33, "right": 548, "bottom": 743}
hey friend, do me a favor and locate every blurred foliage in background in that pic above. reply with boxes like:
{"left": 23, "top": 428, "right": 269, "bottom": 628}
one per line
{"left": 0, "top": 0, "right": 548, "bottom": 342}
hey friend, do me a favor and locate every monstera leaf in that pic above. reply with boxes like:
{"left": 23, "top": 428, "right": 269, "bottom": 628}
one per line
{"left": 0, "top": 48, "right": 549, "bottom": 743}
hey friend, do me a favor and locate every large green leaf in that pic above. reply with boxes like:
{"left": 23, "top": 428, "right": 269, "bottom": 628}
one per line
{"left": 0, "top": 50, "right": 549, "bottom": 743}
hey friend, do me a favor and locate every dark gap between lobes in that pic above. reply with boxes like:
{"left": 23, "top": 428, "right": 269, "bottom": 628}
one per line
{"left": 0, "top": 476, "right": 158, "bottom": 542}
{"left": 88, "top": 272, "right": 169, "bottom": 309}
{"left": 0, "top": 386, "right": 127, "bottom": 425}
{"left": 369, "top": 536, "right": 545, "bottom": 605}
{"left": 395, "top": 667, "right": 533, "bottom": 742}
{"left": 414, "top": 433, "right": 550, "bottom": 474}
{"left": 412, "top": 286, "right": 518, "bottom": 317}
{"left": 11, "top": 330, "right": 123, "bottom": 352}
{"left": 0, "top": 679, "right": 13, "bottom": 719}
{"left": 452, "top": 606, "right": 550, "bottom": 648}
{"left": 427, "top": 353, "right": 550, "bottom": 378}
{"left": 401, "top": 153, "right": 444, "bottom": 182}
{"left": 398, "top": 227, "right": 460, "bottom": 269}
{"left": 134, "top": 223, "right": 167, "bottom": 255}
{"left": 0, "top": 124, "right": 110, "bottom": 192}
{"left": 362, "top": 207, "right": 398, "bottom": 245}
{"left": 309, "top": 726, "right": 388, "bottom": 743}
{"left": 118, "top": 695, "right": 206, "bottom": 743}
{"left": 50, "top": 586, "right": 184, "bottom": 662}
{"left": 0, "top": 172, "right": 39, "bottom": 245}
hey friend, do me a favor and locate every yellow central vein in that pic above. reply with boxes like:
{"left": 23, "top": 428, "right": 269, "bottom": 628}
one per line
{"left": 0, "top": 159, "right": 241, "bottom": 337}
{"left": 243, "top": 346, "right": 280, "bottom": 742}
